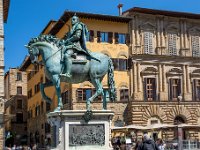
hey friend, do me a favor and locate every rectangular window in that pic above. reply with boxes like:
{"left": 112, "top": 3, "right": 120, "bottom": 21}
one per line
{"left": 144, "top": 78, "right": 156, "bottom": 101}
{"left": 108, "top": 32, "right": 113, "bottom": 43}
{"left": 97, "top": 31, "right": 101, "bottom": 43}
{"left": 193, "top": 79, "right": 200, "bottom": 101}
{"left": 168, "top": 33, "right": 177, "bottom": 55}
{"left": 17, "top": 86, "right": 22, "bottom": 95}
{"left": 28, "top": 73, "right": 31, "bottom": 81}
{"left": 61, "top": 90, "right": 69, "bottom": 104}
{"left": 151, "top": 120, "right": 158, "bottom": 125}
{"left": 76, "top": 88, "right": 102, "bottom": 101}
{"left": 114, "top": 33, "right": 119, "bottom": 44}
{"left": 34, "top": 83, "right": 40, "bottom": 94}
{"left": 86, "top": 30, "right": 94, "bottom": 42}
{"left": 192, "top": 36, "right": 200, "bottom": 57}
{"left": 16, "top": 112, "right": 23, "bottom": 123}
{"left": 112, "top": 58, "right": 128, "bottom": 71}
{"left": 100, "top": 32, "right": 108, "bottom": 43}
{"left": 120, "top": 89, "right": 129, "bottom": 101}
{"left": 17, "top": 72, "right": 22, "bottom": 81}
{"left": 118, "top": 33, "right": 126, "bottom": 44}
{"left": 144, "top": 31, "right": 154, "bottom": 54}
{"left": 169, "top": 79, "right": 181, "bottom": 101}
{"left": 17, "top": 99, "right": 23, "bottom": 109}
{"left": 28, "top": 89, "right": 32, "bottom": 99}
{"left": 76, "top": 89, "right": 84, "bottom": 101}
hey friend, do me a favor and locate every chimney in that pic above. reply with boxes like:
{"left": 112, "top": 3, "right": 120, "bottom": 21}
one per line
{"left": 117, "top": 4, "right": 123, "bottom": 16}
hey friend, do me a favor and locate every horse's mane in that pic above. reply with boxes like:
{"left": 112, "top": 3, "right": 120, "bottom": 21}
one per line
{"left": 27, "top": 34, "right": 64, "bottom": 48}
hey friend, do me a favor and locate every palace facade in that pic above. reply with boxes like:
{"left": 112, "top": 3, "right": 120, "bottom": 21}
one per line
{"left": 16, "top": 6, "right": 200, "bottom": 147}
{"left": 123, "top": 7, "right": 200, "bottom": 141}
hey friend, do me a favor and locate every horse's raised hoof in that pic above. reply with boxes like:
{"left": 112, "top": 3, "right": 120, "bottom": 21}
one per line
{"left": 53, "top": 107, "right": 61, "bottom": 112}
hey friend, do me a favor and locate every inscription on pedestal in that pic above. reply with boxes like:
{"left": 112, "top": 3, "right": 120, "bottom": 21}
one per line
{"left": 69, "top": 124, "right": 105, "bottom": 146}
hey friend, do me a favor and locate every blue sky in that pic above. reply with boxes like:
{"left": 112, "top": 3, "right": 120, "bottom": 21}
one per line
{"left": 4, "top": 0, "right": 200, "bottom": 72}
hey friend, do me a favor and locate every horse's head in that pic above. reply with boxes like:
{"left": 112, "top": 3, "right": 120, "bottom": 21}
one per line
{"left": 25, "top": 35, "right": 62, "bottom": 64}
{"left": 25, "top": 44, "right": 39, "bottom": 64}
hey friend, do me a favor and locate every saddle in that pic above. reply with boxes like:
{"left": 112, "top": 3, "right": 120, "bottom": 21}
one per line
{"left": 72, "top": 54, "right": 87, "bottom": 64}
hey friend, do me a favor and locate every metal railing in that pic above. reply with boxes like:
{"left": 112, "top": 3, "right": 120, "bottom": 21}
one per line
{"left": 165, "top": 140, "right": 199, "bottom": 150}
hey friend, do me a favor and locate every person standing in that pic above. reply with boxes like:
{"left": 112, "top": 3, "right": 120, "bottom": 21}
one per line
{"left": 156, "top": 138, "right": 165, "bottom": 150}
{"left": 137, "top": 134, "right": 159, "bottom": 150}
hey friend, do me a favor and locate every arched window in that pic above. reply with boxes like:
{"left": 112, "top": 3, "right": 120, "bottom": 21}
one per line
{"left": 174, "top": 115, "right": 185, "bottom": 125}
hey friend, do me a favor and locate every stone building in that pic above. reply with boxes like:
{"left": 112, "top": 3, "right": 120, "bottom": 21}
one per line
{"left": 0, "top": 0, "right": 10, "bottom": 149}
{"left": 123, "top": 7, "right": 200, "bottom": 141}
{"left": 4, "top": 68, "right": 28, "bottom": 146}
{"left": 20, "top": 11, "right": 131, "bottom": 147}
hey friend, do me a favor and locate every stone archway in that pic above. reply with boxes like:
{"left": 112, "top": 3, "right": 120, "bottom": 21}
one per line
{"left": 167, "top": 105, "right": 192, "bottom": 123}
{"left": 142, "top": 105, "right": 168, "bottom": 123}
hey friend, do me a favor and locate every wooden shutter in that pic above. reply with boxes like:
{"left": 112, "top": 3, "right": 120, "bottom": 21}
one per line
{"left": 108, "top": 32, "right": 113, "bottom": 44}
{"left": 115, "top": 32, "right": 119, "bottom": 44}
{"left": 178, "top": 79, "right": 181, "bottom": 97}
{"left": 125, "top": 33, "right": 130, "bottom": 45}
{"left": 127, "top": 58, "right": 132, "bottom": 70}
{"left": 144, "top": 32, "right": 154, "bottom": 54}
{"left": 193, "top": 79, "right": 197, "bottom": 101}
{"left": 89, "top": 30, "right": 94, "bottom": 42}
{"left": 168, "top": 33, "right": 177, "bottom": 55}
{"left": 153, "top": 78, "right": 157, "bottom": 101}
{"left": 169, "top": 79, "right": 173, "bottom": 101}
{"left": 192, "top": 36, "right": 200, "bottom": 57}
{"left": 97, "top": 31, "right": 101, "bottom": 43}
{"left": 144, "top": 78, "right": 147, "bottom": 101}
{"left": 112, "top": 58, "right": 119, "bottom": 70}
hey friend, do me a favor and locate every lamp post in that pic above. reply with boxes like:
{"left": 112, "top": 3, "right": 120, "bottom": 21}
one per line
{"left": 177, "top": 95, "right": 182, "bottom": 150}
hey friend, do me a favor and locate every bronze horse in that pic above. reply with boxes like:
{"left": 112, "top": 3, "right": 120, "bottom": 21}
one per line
{"left": 26, "top": 35, "right": 116, "bottom": 111}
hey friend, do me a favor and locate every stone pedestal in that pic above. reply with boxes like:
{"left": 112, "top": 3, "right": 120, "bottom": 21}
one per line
{"left": 47, "top": 110, "right": 114, "bottom": 150}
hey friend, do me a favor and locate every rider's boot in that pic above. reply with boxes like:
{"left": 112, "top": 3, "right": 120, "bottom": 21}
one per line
{"left": 60, "top": 58, "right": 72, "bottom": 78}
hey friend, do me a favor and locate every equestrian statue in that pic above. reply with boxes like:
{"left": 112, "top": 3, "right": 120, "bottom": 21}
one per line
{"left": 25, "top": 15, "right": 116, "bottom": 112}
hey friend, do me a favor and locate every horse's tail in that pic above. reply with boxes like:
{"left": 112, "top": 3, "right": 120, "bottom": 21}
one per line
{"left": 108, "top": 58, "right": 117, "bottom": 102}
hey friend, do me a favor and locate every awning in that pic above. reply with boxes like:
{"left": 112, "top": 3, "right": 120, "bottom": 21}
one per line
{"left": 145, "top": 123, "right": 176, "bottom": 130}
{"left": 111, "top": 123, "right": 200, "bottom": 131}
{"left": 111, "top": 124, "right": 147, "bottom": 130}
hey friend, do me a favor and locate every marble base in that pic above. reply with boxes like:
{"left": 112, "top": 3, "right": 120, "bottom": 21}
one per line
{"left": 47, "top": 110, "right": 114, "bottom": 150}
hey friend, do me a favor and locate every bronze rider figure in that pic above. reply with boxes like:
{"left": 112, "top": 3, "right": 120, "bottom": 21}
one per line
{"left": 60, "top": 15, "right": 99, "bottom": 78}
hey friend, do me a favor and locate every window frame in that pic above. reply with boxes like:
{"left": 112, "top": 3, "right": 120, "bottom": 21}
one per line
{"left": 191, "top": 35, "right": 200, "bottom": 57}
{"left": 143, "top": 31, "right": 154, "bottom": 54}
{"left": 169, "top": 78, "right": 181, "bottom": 101}
{"left": 17, "top": 86, "right": 22, "bottom": 95}
{"left": 120, "top": 88, "right": 129, "bottom": 101}
{"left": 168, "top": 33, "right": 177, "bottom": 56}
{"left": 17, "top": 72, "right": 22, "bottom": 81}
{"left": 144, "top": 77, "right": 157, "bottom": 101}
